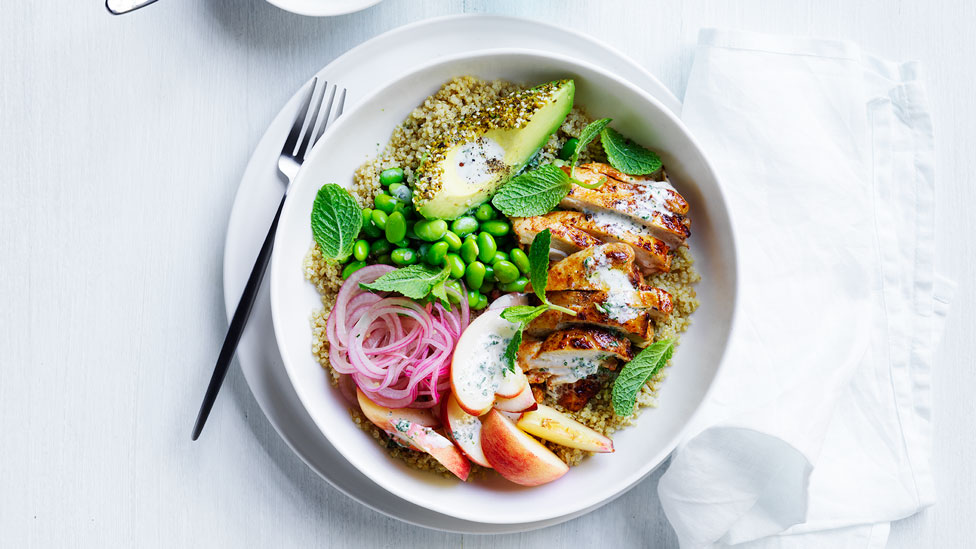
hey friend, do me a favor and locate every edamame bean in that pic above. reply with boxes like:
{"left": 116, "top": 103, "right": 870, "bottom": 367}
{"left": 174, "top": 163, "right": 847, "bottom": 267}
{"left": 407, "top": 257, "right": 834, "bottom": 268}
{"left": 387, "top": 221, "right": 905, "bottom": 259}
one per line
{"left": 445, "top": 280, "right": 463, "bottom": 304}
{"left": 370, "top": 239, "right": 392, "bottom": 256}
{"left": 475, "top": 203, "right": 497, "bottom": 221}
{"left": 440, "top": 231, "right": 462, "bottom": 251}
{"left": 379, "top": 167, "right": 404, "bottom": 186}
{"left": 362, "top": 222, "right": 381, "bottom": 238}
{"left": 510, "top": 248, "right": 530, "bottom": 274}
{"left": 425, "top": 241, "right": 449, "bottom": 266}
{"left": 450, "top": 216, "right": 479, "bottom": 237}
{"left": 391, "top": 248, "right": 418, "bottom": 266}
{"left": 559, "top": 137, "right": 579, "bottom": 161}
{"left": 374, "top": 193, "right": 397, "bottom": 214}
{"left": 466, "top": 290, "right": 481, "bottom": 308}
{"left": 370, "top": 209, "right": 388, "bottom": 230}
{"left": 499, "top": 276, "right": 529, "bottom": 293}
{"left": 395, "top": 238, "right": 410, "bottom": 248}
{"left": 390, "top": 183, "right": 412, "bottom": 203}
{"left": 414, "top": 219, "right": 448, "bottom": 242}
{"left": 376, "top": 254, "right": 393, "bottom": 265}
{"left": 385, "top": 211, "right": 407, "bottom": 243}
{"left": 474, "top": 294, "right": 488, "bottom": 310}
{"left": 483, "top": 264, "right": 495, "bottom": 283}
{"left": 480, "top": 219, "right": 510, "bottom": 237}
{"left": 492, "top": 260, "right": 520, "bottom": 284}
{"left": 491, "top": 250, "right": 509, "bottom": 264}
{"left": 480, "top": 280, "right": 495, "bottom": 294}
{"left": 361, "top": 208, "right": 373, "bottom": 227}
{"left": 464, "top": 261, "right": 486, "bottom": 290}
{"left": 460, "top": 237, "right": 479, "bottom": 264}
{"left": 446, "top": 253, "right": 465, "bottom": 279}
{"left": 342, "top": 261, "right": 366, "bottom": 279}
{"left": 476, "top": 232, "right": 497, "bottom": 263}
{"left": 417, "top": 242, "right": 431, "bottom": 259}
{"left": 353, "top": 240, "right": 369, "bottom": 262}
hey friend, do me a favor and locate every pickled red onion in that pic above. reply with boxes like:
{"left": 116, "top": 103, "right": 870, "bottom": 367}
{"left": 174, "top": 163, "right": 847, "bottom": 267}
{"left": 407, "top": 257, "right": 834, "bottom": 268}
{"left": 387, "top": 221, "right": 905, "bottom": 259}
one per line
{"left": 326, "top": 265, "right": 469, "bottom": 409}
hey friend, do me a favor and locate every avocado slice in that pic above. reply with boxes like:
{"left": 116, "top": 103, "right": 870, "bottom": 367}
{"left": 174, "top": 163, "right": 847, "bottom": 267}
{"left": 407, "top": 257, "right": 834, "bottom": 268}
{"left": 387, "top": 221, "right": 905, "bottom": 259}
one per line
{"left": 413, "top": 80, "right": 575, "bottom": 220}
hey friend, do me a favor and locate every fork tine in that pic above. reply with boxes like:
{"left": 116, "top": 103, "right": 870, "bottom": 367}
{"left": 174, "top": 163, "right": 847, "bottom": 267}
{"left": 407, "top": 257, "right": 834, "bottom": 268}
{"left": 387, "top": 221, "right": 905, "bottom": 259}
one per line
{"left": 282, "top": 77, "right": 318, "bottom": 157}
{"left": 295, "top": 82, "right": 329, "bottom": 161}
{"left": 314, "top": 87, "right": 346, "bottom": 145}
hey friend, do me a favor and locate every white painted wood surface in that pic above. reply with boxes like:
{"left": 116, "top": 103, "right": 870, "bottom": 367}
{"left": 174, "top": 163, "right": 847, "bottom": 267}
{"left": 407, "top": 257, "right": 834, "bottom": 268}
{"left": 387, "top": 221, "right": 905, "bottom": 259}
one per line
{"left": 1, "top": 0, "right": 972, "bottom": 546}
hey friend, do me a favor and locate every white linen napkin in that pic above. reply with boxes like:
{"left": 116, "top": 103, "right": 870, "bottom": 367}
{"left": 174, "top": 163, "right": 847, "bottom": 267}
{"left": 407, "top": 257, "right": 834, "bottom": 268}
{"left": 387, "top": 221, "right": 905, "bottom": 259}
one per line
{"left": 657, "top": 29, "right": 954, "bottom": 548}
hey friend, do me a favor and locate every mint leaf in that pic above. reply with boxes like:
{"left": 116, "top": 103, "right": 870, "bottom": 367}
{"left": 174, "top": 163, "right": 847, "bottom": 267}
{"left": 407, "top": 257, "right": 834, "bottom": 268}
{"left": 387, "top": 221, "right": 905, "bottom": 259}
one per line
{"left": 503, "top": 327, "right": 523, "bottom": 375}
{"left": 311, "top": 184, "right": 362, "bottom": 261}
{"left": 491, "top": 164, "right": 571, "bottom": 217}
{"left": 528, "top": 229, "right": 552, "bottom": 303}
{"left": 501, "top": 304, "right": 550, "bottom": 325}
{"left": 612, "top": 339, "right": 674, "bottom": 416}
{"left": 430, "top": 280, "right": 449, "bottom": 307}
{"left": 360, "top": 264, "right": 450, "bottom": 299}
{"left": 600, "top": 127, "right": 663, "bottom": 176}
{"left": 570, "top": 118, "right": 612, "bottom": 176}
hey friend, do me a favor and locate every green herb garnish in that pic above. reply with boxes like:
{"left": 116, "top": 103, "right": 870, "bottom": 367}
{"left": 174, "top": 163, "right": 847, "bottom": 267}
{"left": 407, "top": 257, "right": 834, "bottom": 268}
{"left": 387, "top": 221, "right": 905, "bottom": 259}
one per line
{"left": 311, "top": 184, "right": 363, "bottom": 261}
{"left": 611, "top": 339, "right": 674, "bottom": 416}
{"left": 570, "top": 118, "right": 612, "bottom": 177}
{"left": 360, "top": 264, "right": 450, "bottom": 300}
{"left": 499, "top": 230, "right": 576, "bottom": 372}
{"left": 491, "top": 164, "right": 571, "bottom": 217}
{"left": 600, "top": 127, "right": 663, "bottom": 176}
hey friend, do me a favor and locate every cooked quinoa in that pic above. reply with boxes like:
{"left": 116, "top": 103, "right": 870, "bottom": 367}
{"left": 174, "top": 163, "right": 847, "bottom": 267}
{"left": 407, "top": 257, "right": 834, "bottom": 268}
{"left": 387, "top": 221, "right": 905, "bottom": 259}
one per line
{"left": 304, "top": 76, "right": 700, "bottom": 475}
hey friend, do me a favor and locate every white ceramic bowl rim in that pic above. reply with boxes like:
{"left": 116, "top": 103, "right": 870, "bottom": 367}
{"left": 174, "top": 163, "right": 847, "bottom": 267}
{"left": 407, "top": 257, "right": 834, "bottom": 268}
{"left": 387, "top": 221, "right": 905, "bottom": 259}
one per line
{"left": 265, "top": 0, "right": 382, "bottom": 17}
{"left": 270, "top": 47, "right": 739, "bottom": 524}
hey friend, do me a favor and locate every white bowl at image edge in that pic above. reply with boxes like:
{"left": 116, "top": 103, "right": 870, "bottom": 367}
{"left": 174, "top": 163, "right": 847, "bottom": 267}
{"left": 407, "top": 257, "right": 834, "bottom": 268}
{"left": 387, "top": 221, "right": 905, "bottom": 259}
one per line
{"left": 265, "top": 0, "right": 381, "bottom": 16}
{"left": 269, "top": 49, "right": 738, "bottom": 525}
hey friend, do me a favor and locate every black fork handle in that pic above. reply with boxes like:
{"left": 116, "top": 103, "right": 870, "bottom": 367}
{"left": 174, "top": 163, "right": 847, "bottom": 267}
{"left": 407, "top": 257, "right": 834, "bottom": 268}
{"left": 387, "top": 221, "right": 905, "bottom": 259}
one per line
{"left": 191, "top": 193, "right": 287, "bottom": 440}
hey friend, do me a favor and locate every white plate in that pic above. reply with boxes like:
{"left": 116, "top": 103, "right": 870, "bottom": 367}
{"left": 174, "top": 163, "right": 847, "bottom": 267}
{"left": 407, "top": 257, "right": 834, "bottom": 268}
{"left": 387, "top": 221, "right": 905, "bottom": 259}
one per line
{"left": 224, "top": 14, "right": 683, "bottom": 533}
{"left": 265, "top": 0, "right": 382, "bottom": 17}
{"left": 270, "top": 49, "right": 737, "bottom": 525}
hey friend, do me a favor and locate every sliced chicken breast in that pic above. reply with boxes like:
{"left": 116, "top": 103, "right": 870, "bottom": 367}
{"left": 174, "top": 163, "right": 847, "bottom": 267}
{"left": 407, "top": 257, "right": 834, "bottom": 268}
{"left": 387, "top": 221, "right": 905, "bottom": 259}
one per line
{"left": 560, "top": 165, "right": 691, "bottom": 247}
{"left": 547, "top": 243, "right": 644, "bottom": 293}
{"left": 526, "top": 290, "right": 656, "bottom": 347}
{"left": 511, "top": 216, "right": 602, "bottom": 260}
{"left": 540, "top": 210, "right": 672, "bottom": 273}
{"left": 553, "top": 377, "right": 604, "bottom": 412}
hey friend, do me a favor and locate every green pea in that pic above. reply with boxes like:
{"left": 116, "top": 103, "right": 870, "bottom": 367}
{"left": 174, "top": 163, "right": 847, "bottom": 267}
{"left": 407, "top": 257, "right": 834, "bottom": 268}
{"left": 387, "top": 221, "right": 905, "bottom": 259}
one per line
{"left": 446, "top": 253, "right": 465, "bottom": 279}
{"left": 483, "top": 264, "right": 495, "bottom": 283}
{"left": 425, "top": 241, "right": 449, "bottom": 266}
{"left": 500, "top": 276, "right": 530, "bottom": 293}
{"left": 361, "top": 208, "right": 373, "bottom": 227}
{"left": 475, "top": 203, "right": 497, "bottom": 221}
{"left": 353, "top": 240, "right": 369, "bottom": 262}
{"left": 370, "top": 209, "right": 388, "bottom": 230}
{"left": 450, "top": 216, "right": 479, "bottom": 238}
{"left": 342, "top": 260, "right": 366, "bottom": 279}
{"left": 460, "top": 237, "right": 480, "bottom": 264}
{"left": 480, "top": 219, "right": 510, "bottom": 237}
{"left": 374, "top": 193, "right": 397, "bottom": 214}
{"left": 379, "top": 167, "right": 404, "bottom": 186}
{"left": 415, "top": 219, "right": 448, "bottom": 242}
{"left": 493, "top": 260, "right": 520, "bottom": 284}
{"left": 376, "top": 254, "right": 393, "bottom": 265}
{"left": 559, "top": 137, "right": 579, "bottom": 161}
{"left": 370, "top": 239, "right": 392, "bottom": 257}
{"left": 464, "top": 261, "right": 486, "bottom": 290}
{"left": 510, "top": 248, "right": 530, "bottom": 274}
{"left": 440, "top": 231, "right": 463, "bottom": 251}
{"left": 476, "top": 232, "right": 497, "bottom": 263}
{"left": 492, "top": 250, "right": 509, "bottom": 264}
{"left": 385, "top": 211, "right": 407, "bottom": 243}
{"left": 466, "top": 290, "right": 481, "bottom": 308}
{"left": 391, "top": 248, "right": 418, "bottom": 266}
{"left": 474, "top": 294, "right": 488, "bottom": 310}
{"left": 445, "top": 280, "right": 464, "bottom": 304}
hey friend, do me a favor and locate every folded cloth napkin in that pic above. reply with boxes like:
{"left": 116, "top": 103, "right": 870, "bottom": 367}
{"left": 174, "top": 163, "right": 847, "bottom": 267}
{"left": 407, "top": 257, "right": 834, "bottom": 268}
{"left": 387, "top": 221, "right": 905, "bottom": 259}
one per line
{"left": 657, "top": 29, "right": 954, "bottom": 548}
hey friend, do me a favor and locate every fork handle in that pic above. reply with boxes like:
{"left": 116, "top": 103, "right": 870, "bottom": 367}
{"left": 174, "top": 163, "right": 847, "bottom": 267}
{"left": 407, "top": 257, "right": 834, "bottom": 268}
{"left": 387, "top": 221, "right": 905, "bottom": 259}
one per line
{"left": 192, "top": 193, "right": 287, "bottom": 440}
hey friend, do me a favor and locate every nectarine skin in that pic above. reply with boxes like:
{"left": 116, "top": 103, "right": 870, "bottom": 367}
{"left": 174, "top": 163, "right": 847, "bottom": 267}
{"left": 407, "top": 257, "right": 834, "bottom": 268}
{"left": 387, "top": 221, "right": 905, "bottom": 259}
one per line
{"left": 480, "top": 409, "right": 568, "bottom": 486}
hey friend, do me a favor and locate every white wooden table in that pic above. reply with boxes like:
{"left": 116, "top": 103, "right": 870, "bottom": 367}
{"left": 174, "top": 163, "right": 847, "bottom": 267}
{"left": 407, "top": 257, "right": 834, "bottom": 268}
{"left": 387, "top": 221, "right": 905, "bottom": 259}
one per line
{"left": 1, "top": 0, "right": 972, "bottom": 546}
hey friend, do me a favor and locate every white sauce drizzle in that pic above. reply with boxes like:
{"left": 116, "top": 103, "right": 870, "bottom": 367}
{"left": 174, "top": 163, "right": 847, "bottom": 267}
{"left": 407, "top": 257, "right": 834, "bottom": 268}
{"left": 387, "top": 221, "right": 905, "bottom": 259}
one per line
{"left": 583, "top": 249, "right": 640, "bottom": 323}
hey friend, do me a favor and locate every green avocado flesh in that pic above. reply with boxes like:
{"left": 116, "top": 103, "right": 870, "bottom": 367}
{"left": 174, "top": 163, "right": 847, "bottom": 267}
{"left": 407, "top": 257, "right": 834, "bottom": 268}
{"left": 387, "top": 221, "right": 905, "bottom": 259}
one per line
{"left": 413, "top": 79, "right": 575, "bottom": 220}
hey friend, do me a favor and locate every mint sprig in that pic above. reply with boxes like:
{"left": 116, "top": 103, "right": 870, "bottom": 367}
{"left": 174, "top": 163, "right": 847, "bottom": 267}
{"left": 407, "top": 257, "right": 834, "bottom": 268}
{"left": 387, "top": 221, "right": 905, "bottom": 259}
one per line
{"left": 360, "top": 264, "right": 450, "bottom": 300}
{"left": 311, "top": 184, "right": 363, "bottom": 261}
{"left": 570, "top": 118, "right": 612, "bottom": 177}
{"left": 612, "top": 339, "right": 674, "bottom": 416}
{"left": 600, "top": 127, "right": 663, "bottom": 176}
{"left": 491, "top": 164, "right": 571, "bottom": 217}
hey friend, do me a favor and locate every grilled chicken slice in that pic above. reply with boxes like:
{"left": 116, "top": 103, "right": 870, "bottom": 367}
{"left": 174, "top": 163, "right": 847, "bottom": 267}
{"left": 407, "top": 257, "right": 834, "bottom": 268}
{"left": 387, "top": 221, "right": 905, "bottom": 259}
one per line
{"left": 511, "top": 216, "right": 602, "bottom": 260}
{"left": 538, "top": 211, "right": 671, "bottom": 273}
{"left": 525, "top": 327, "right": 632, "bottom": 385}
{"left": 547, "top": 243, "right": 643, "bottom": 292}
{"left": 579, "top": 163, "right": 689, "bottom": 215}
{"left": 526, "top": 290, "right": 657, "bottom": 347}
{"left": 560, "top": 166, "right": 691, "bottom": 247}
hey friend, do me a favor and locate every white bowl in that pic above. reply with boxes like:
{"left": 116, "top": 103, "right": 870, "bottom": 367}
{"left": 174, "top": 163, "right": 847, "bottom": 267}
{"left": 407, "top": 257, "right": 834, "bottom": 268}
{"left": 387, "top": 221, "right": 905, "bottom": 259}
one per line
{"left": 270, "top": 49, "right": 738, "bottom": 524}
{"left": 265, "top": 0, "right": 381, "bottom": 17}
